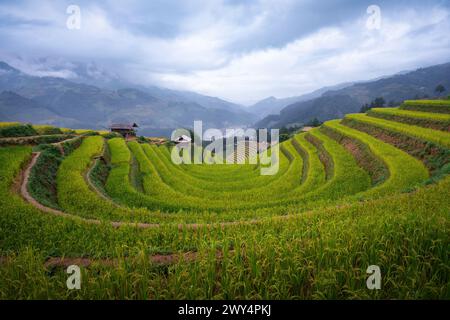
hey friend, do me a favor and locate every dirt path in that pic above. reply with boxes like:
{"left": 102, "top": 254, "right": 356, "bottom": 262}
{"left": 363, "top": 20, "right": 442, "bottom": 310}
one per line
{"left": 0, "top": 250, "right": 226, "bottom": 268}
{"left": 0, "top": 134, "right": 67, "bottom": 141}
{"left": 51, "top": 135, "right": 81, "bottom": 156}
{"left": 20, "top": 152, "right": 161, "bottom": 228}
{"left": 44, "top": 251, "right": 207, "bottom": 268}
{"left": 84, "top": 157, "right": 117, "bottom": 203}
{"left": 20, "top": 152, "right": 106, "bottom": 226}
{"left": 18, "top": 152, "right": 262, "bottom": 230}
{"left": 83, "top": 141, "right": 134, "bottom": 207}
{"left": 0, "top": 134, "right": 73, "bottom": 145}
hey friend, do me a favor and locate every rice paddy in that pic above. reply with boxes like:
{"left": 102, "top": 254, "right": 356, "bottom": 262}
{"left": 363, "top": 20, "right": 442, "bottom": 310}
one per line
{"left": 0, "top": 100, "right": 449, "bottom": 299}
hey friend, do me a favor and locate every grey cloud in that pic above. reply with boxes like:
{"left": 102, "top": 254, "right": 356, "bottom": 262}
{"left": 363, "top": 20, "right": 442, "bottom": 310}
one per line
{"left": 0, "top": 0, "right": 449, "bottom": 103}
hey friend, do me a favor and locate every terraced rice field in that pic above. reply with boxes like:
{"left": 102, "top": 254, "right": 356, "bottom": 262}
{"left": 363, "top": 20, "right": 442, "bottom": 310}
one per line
{"left": 0, "top": 100, "right": 449, "bottom": 299}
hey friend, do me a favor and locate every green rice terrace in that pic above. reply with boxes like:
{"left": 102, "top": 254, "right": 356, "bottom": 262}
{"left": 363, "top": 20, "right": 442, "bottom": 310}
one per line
{"left": 0, "top": 99, "right": 449, "bottom": 299}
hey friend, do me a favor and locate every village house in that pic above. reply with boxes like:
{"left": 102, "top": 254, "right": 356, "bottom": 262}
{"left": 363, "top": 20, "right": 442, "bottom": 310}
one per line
{"left": 109, "top": 123, "right": 139, "bottom": 138}
{"left": 173, "top": 134, "right": 192, "bottom": 144}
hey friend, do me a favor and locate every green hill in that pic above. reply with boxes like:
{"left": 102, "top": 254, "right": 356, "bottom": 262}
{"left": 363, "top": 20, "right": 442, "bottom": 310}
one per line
{"left": 0, "top": 99, "right": 449, "bottom": 299}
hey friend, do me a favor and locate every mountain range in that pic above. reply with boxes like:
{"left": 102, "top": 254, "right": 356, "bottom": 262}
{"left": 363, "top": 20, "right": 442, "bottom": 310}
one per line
{"left": 256, "top": 62, "right": 450, "bottom": 128}
{"left": 0, "top": 61, "right": 252, "bottom": 136}
{"left": 0, "top": 60, "right": 449, "bottom": 136}
{"left": 247, "top": 82, "right": 355, "bottom": 119}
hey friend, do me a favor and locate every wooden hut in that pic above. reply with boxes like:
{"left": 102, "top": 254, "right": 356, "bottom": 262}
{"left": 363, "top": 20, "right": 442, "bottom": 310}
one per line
{"left": 109, "top": 123, "right": 139, "bottom": 138}
{"left": 173, "top": 135, "right": 192, "bottom": 144}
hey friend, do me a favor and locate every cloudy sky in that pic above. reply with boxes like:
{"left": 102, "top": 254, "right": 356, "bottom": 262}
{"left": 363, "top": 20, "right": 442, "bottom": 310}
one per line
{"left": 0, "top": 0, "right": 449, "bottom": 104}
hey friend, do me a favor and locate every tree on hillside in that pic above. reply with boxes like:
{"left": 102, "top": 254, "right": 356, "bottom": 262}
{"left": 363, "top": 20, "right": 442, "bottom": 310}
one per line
{"left": 360, "top": 103, "right": 370, "bottom": 113}
{"left": 279, "top": 127, "right": 291, "bottom": 142}
{"left": 360, "top": 97, "right": 386, "bottom": 113}
{"left": 279, "top": 126, "right": 290, "bottom": 135}
{"left": 279, "top": 133, "right": 290, "bottom": 143}
{"left": 307, "top": 118, "right": 322, "bottom": 127}
{"left": 435, "top": 84, "right": 446, "bottom": 96}
{"left": 372, "top": 97, "right": 386, "bottom": 108}
{"left": 137, "top": 136, "right": 147, "bottom": 143}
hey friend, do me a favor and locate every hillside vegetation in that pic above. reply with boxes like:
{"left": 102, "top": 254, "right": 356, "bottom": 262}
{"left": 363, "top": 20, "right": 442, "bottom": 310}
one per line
{"left": 0, "top": 99, "right": 449, "bottom": 299}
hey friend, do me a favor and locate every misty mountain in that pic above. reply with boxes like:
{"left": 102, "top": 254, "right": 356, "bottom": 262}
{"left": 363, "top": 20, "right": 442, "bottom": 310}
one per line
{"left": 247, "top": 82, "right": 355, "bottom": 119}
{"left": 6, "top": 58, "right": 247, "bottom": 113}
{"left": 256, "top": 62, "right": 450, "bottom": 128}
{"left": 137, "top": 85, "right": 245, "bottom": 113}
{"left": 0, "top": 91, "right": 82, "bottom": 126}
{"left": 2, "top": 59, "right": 449, "bottom": 136}
{"left": 0, "top": 62, "right": 253, "bottom": 136}
{"left": 247, "top": 96, "right": 303, "bottom": 119}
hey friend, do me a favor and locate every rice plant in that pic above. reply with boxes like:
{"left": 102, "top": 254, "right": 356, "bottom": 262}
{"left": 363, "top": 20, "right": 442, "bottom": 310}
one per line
{"left": 0, "top": 100, "right": 449, "bottom": 299}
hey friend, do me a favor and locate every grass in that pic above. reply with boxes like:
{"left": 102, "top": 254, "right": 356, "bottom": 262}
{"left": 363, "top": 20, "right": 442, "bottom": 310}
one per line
{"left": 0, "top": 122, "right": 20, "bottom": 128}
{"left": 0, "top": 134, "right": 75, "bottom": 146}
{"left": 0, "top": 123, "right": 65, "bottom": 137}
{"left": 56, "top": 136, "right": 154, "bottom": 223}
{"left": 28, "top": 145, "right": 64, "bottom": 210}
{"left": 344, "top": 113, "right": 450, "bottom": 149}
{"left": 368, "top": 108, "right": 450, "bottom": 131}
{"left": 32, "top": 125, "right": 63, "bottom": 135}
{"left": 0, "top": 123, "right": 37, "bottom": 138}
{"left": 342, "top": 117, "right": 450, "bottom": 178}
{"left": 323, "top": 120, "right": 429, "bottom": 197}
{"left": 0, "top": 145, "right": 448, "bottom": 298}
{"left": 0, "top": 102, "right": 449, "bottom": 299}
{"left": 401, "top": 100, "right": 450, "bottom": 113}
{"left": 90, "top": 128, "right": 420, "bottom": 221}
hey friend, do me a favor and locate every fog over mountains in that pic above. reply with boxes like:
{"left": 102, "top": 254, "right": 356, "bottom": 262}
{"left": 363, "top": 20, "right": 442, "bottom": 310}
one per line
{"left": 0, "top": 61, "right": 253, "bottom": 136}
{"left": 247, "top": 82, "right": 356, "bottom": 120}
{"left": 0, "top": 60, "right": 449, "bottom": 136}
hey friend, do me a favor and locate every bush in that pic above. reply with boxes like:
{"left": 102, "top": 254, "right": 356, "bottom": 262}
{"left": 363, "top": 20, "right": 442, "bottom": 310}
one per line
{"left": 62, "top": 136, "right": 83, "bottom": 155}
{"left": 400, "top": 100, "right": 450, "bottom": 113}
{"left": 101, "top": 132, "right": 122, "bottom": 139}
{"left": 279, "top": 133, "right": 290, "bottom": 142}
{"left": 0, "top": 124, "right": 37, "bottom": 138}
{"left": 0, "top": 134, "right": 73, "bottom": 146}
{"left": 74, "top": 129, "right": 99, "bottom": 136}
{"left": 137, "top": 136, "right": 148, "bottom": 143}
{"left": 28, "top": 145, "right": 63, "bottom": 209}
{"left": 306, "top": 118, "right": 322, "bottom": 127}
{"left": 32, "top": 125, "right": 63, "bottom": 135}
{"left": 60, "top": 128, "right": 75, "bottom": 134}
